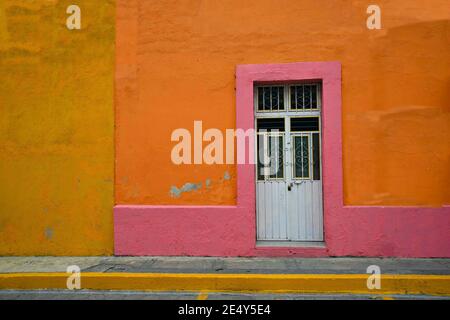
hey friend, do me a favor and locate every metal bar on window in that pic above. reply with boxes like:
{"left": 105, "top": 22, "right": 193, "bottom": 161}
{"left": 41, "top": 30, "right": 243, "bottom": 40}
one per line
{"left": 262, "top": 88, "right": 265, "bottom": 110}
{"left": 301, "top": 85, "right": 305, "bottom": 110}
{"left": 300, "top": 135, "right": 304, "bottom": 178}
{"left": 263, "top": 133, "right": 268, "bottom": 179}
{"left": 294, "top": 86, "right": 297, "bottom": 110}
{"left": 270, "top": 88, "right": 272, "bottom": 110}
{"left": 277, "top": 87, "right": 280, "bottom": 111}
{"left": 309, "top": 134, "right": 313, "bottom": 179}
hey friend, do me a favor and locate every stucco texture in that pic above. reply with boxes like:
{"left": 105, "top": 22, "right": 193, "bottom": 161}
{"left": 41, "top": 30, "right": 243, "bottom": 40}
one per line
{"left": 116, "top": 0, "right": 450, "bottom": 207}
{"left": 0, "top": 0, "right": 114, "bottom": 255}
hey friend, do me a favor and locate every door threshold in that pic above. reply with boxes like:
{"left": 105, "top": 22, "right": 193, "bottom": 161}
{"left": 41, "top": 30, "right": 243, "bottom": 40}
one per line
{"left": 256, "top": 240, "right": 326, "bottom": 248}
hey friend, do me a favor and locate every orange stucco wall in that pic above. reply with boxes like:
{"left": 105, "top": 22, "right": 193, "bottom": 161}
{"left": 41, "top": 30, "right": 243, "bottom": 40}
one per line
{"left": 116, "top": 0, "right": 450, "bottom": 206}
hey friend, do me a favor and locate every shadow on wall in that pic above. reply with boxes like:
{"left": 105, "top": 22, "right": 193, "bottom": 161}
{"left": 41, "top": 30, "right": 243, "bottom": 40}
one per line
{"left": 344, "top": 19, "right": 450, "bottom": 206}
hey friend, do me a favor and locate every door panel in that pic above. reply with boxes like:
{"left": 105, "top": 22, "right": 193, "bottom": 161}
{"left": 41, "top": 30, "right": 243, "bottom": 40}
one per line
{"left": 256, "top": 132, "right": 288, "bottom": 240}
{"left": 256, "top": 181, "right": 288, "bottom": 240}
{"left": 287, "top": 180, "right": 323, "bottom": 241}
{"left": 288, "top": 132, "right": 323, "bottom": 241}
{"left": 255, "top": 84, "right": 323, "bottom": 243}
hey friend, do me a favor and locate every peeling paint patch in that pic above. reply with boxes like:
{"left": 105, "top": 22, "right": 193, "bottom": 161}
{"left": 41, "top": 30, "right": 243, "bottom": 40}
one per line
{"left": 170, "top": 182, "right": 202, "bottom": 198}
{"left": 169, "top": 186, "right": 182, "bottom": 197}
{"left": 44, "top": 227, "right": 53, "bottom": 240}
{"left": 223, "top": 171, "right": 231, "bottom": 180}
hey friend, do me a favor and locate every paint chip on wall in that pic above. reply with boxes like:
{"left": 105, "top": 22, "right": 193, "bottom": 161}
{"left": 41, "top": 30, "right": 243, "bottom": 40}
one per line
{"left": 44, "top": 227, "right": 53, "bottom": 240}
{"left": 170, "top": 182, "right": 203, "bottom": 198}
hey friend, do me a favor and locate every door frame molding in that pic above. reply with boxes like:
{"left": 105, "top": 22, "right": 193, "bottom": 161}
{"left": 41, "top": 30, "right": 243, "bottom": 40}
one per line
{"left": 237, "top": 62, "right": 342, "bottom": 248}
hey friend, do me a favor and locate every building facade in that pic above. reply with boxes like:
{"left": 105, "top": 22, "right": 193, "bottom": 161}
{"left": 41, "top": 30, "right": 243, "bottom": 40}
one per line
{"left": 1, "top": 0, "right": 449, "bottom": 257}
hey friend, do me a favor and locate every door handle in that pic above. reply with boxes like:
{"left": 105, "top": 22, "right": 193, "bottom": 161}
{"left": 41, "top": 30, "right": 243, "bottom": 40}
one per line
{"left": 288, "top": 181, "right": 305, "bottom": 191}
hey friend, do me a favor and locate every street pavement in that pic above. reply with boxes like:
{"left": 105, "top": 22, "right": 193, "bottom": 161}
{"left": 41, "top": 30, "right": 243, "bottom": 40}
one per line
{"left": 0, "top": 256, "right": 448, "bottom": 300}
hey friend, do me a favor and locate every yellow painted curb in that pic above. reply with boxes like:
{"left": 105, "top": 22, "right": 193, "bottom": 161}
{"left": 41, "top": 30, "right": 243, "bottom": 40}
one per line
{"left": 0, "top": 273, "right": 449, "bottom": 295}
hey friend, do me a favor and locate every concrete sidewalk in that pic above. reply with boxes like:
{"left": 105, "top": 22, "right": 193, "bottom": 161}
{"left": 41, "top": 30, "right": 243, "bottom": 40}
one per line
{"left": 0, "top": 257, "right": 449, "bottom": 297}
{"left": 0, "top": 256, "right": 449, "bottom": 274}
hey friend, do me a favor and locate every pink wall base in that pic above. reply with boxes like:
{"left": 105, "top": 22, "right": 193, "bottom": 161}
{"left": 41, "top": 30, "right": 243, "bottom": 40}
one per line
{"left": 114, "top": 205, "right": 450, "bottom": 257}
{"left": 114, "top": 205, "right": 328, "bottom": 257}
{"left": 114, "top": 62, "right": 450, "bottom": 257}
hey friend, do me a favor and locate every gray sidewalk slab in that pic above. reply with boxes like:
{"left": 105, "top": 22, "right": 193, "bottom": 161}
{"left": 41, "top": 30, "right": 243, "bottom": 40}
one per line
{"left": 0, "top": 256, "right": 449, "bottom": 274}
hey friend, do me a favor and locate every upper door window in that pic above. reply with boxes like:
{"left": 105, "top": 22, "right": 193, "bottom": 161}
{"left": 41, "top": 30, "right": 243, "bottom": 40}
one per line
{"left": 256, "top": 86, "right": 285, "bottom": 111}
{"left": 256, "top": 83, "right": 321, "bottom": 112}
{"left": 289, "top": 84, "right": 321, "bottom": 110}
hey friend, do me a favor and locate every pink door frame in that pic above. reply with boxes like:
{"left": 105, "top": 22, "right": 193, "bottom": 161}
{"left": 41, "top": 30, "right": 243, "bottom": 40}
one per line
{"left": 114, "top": 61, "right": 450, "bottom": 257}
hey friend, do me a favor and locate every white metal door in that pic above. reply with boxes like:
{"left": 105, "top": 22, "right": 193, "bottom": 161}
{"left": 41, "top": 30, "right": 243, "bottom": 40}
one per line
{"left": 255, "top": 84, "right": 323, "bottom": 242}
{"left": 256, "top": 131, "right": 289, "bottom": 240}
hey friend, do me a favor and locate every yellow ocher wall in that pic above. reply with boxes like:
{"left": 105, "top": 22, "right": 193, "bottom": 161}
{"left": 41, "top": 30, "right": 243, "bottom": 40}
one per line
{"left": 0, "top": 0, "right": 114, "bottom": 255}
